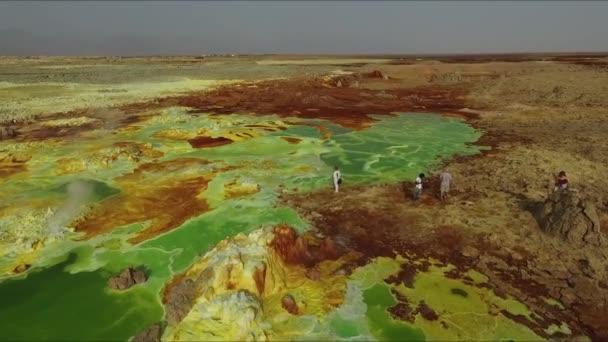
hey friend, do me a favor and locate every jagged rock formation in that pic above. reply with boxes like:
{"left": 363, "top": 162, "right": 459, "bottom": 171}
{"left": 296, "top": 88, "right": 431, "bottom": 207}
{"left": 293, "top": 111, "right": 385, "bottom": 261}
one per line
{"left": 536, "top": 190, "right": 604, "bottom": 247}
{"left": 163, "top": 275, "right": 199, "bottom": 325}
{"left": 161, "top": 226, "right": 355, "bottom": 341}
{"left": 108, "top": 266, "right": 147, "bottom": 290}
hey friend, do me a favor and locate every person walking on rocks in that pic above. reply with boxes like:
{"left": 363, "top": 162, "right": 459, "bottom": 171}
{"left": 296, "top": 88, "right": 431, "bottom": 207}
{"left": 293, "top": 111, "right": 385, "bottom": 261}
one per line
{"left": 554, "top": 171, "right": 569, "bottom": 192}
{"left": 439, "top": 170, "right": 453, "bottom": 200}
{"left": 413, "top": 173, "right": 425, "bottom": 200}
{"left": 333, "top": 166, "right": 342, "bottom": 193}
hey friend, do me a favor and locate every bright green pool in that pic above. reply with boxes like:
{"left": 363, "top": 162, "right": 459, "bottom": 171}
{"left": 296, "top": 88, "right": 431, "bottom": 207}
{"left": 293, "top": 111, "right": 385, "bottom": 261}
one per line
{"left": 0, "top": 111, "right": 484, "bottom": 341}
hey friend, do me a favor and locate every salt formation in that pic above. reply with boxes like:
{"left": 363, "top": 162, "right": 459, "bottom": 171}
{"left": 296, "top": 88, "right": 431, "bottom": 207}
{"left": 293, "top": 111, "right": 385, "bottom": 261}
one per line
{"left": 162, "top": 226, "right": 352, "bottom": 341}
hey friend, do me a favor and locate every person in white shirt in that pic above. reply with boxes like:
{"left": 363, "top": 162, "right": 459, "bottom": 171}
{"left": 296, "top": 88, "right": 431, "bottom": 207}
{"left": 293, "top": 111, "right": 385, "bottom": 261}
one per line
{"left": 413, "top": 173, "right": 425, "bottom": 200}
{"left": 333, "top": 166, "right": 342, "bottom": 193}
{"left": 439, "top": 170, "right": 453, "bottom": 200}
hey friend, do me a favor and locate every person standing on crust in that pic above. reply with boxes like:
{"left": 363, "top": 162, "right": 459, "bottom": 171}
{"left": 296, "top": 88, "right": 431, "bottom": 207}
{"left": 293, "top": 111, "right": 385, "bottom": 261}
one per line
{"left": 439, "top": 170, "right": 453, "bottom": 200}
{"left": 333, "top": 166, "right": 342, "bottom": 193}
{"left": 413, "top": 173, "right": 425, "bottom": 200}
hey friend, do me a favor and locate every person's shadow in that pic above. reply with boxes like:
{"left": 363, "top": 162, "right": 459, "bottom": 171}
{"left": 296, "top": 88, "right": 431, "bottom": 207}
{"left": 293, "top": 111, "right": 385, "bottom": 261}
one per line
{"left": 504, "top": 190, "right": 545, "bottom": 225}
{"left": 401, "top": 181, "right": 413, "bottom": 201}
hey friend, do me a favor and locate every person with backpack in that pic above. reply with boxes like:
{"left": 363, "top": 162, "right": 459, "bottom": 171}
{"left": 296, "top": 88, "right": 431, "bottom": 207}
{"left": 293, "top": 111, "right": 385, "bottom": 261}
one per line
{"left": 333, "top": 166, "right": 342, "bottom": 193}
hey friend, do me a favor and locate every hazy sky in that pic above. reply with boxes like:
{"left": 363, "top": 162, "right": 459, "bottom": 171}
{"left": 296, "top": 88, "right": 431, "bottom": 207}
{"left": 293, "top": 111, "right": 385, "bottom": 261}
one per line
{"left": 0, "top": 1, "right": 607, "bottom": 55}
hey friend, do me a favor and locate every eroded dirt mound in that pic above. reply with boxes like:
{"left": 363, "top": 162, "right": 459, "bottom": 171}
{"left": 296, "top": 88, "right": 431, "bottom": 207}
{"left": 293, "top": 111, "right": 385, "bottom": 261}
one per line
{"left": 536, "top": 190, "right": 604, "bottom": 247}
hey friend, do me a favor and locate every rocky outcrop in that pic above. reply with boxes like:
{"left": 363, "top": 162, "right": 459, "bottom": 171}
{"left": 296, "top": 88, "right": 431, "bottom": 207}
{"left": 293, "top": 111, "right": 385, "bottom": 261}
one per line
{"left": 162, "top": 228, "right": 272, "bottom": 327}
{"left": 164, "top": 290, "right": 268, "bottom": 341}
{"left": 161, "top": 226, "right": 354, "bottom": 341}
{"left": 132, "top": 323, "right": 163, "bottom": 342}
{"left": 108, "top": 267, "right": 147, "bottom": 290}
{"left": 164, "top": 275, "right": 200, "bottom": 325}
{"left": 536, "top": 190, "right": 604, "bottom": 247}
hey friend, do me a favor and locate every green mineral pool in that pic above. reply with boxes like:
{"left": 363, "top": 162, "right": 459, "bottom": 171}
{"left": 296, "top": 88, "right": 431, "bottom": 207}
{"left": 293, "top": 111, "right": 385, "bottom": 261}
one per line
{"left": 0, "top": 112, "right": 485, "bottom": 341}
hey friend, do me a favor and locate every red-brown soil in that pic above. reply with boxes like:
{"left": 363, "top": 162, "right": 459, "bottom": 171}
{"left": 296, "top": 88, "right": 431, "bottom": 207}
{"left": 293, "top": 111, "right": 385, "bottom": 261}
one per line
{"left": 73, "top": 158, "right": 222, "bottom": 244}
{"left": 187, "top": 136, "right": 233, "bottom": 148}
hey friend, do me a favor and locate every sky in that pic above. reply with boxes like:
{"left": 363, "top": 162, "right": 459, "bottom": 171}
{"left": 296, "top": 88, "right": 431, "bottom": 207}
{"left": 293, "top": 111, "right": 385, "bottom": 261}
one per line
{"left": 0, "top": 1, "right": 607, "bottom": 56}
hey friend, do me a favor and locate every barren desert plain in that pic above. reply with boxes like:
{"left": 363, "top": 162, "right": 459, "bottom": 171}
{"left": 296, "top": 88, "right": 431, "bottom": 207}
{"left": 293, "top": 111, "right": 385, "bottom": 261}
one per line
{"left": 0, "top": 54, "right": 607, "bottom": 341}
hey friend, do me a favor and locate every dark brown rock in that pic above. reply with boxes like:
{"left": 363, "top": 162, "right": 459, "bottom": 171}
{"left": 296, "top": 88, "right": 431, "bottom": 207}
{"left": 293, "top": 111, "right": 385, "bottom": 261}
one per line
{"left": 108, "top": 266, "right": 147, "bottom": 290}
{"left": 389, "top": 302, "right": 415, "bottom": 322}
{"left": 132, "top": 323, "right": 163, "bottom": 342}
{"left": 162, "top": 267, "right": 214, "bottom": 326}
{"left": 164, "top": 277, "right": 197, "bottom": 325}
{"left": 536, "top": 191, "right": 604, "bottom": 247}
{"left": 416, "top": 301, "right": 439, "bottom": 321}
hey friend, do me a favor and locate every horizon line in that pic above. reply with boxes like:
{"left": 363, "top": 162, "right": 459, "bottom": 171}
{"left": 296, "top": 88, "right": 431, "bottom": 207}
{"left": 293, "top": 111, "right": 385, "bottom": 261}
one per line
{"left": 2, "top": 51, "right": 608, "bottom": 58}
